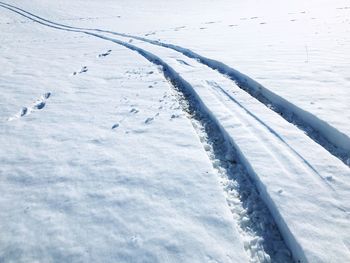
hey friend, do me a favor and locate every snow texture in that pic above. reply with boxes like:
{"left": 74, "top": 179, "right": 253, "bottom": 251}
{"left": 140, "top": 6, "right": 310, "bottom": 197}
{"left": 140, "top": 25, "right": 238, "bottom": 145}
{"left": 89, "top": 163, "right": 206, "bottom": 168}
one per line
{"left": 0, "top": 0, "right": 349, "bottom": 262}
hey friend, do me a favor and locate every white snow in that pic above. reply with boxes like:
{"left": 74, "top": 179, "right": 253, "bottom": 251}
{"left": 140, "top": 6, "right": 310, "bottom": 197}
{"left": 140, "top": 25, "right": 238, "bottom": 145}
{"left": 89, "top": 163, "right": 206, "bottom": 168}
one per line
{"left": 0, "top": 0, "right": 349, "bottom": 262}
{"left": 0, "top": 15, "right": 248, "bottom": 263}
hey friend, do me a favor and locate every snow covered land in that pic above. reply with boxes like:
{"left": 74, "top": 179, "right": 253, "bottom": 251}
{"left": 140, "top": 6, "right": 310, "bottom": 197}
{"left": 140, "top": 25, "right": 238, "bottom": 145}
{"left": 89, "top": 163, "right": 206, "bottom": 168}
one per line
{"left": 0, "top": 0, "right": 349, "bottom": 262}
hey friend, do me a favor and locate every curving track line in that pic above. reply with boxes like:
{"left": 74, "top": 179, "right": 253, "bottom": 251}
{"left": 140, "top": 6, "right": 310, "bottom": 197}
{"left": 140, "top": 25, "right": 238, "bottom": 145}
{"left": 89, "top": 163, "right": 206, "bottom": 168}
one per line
{"left": 0, "top": 2, "right": 294, "bottom": 263}
{"left": 0, "top": 0, "right": 348, "bottom": 166}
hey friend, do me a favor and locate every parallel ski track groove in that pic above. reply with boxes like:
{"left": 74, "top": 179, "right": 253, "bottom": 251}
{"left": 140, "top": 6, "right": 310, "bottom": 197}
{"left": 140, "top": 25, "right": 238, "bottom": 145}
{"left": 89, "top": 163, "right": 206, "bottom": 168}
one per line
{"left": 206, "top": 82, "right": 336, "bottom": 192}
{"left": 0, "top": 2, "right": 295, "bottom": 262}
{"left": 0, "top": 0, "right": 348, "bottom": 166}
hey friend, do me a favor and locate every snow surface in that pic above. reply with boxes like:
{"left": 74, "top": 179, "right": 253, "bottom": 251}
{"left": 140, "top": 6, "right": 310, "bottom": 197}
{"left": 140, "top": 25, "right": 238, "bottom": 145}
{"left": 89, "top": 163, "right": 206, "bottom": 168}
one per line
{"left": 1, "top": 0, "right": 349, "bottom": 262}
{"left": 0, "top": 18, "right": 250, "bottom": 263}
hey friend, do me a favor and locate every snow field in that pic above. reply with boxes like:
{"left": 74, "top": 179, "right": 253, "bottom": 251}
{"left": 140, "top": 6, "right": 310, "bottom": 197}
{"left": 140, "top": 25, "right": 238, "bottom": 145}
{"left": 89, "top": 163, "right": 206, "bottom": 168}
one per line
{"left": 1, "top": 1, "right": 350, "bottom": 262}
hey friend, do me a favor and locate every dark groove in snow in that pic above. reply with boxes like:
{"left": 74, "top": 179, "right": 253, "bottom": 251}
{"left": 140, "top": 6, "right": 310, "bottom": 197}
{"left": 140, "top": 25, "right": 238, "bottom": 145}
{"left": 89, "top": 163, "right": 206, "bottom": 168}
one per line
{"left": 1, "top": 1, "right": 348, "bottom": 166}
{"left": 167, "top": 79, "right": 294, "bottom": 263}
{"left": 94, "top": 31, "right": 294, "bottom": 263}
{"left": 120, "top": 38, "right": 350, "bottom": 167}
{"left": 0, "top": 3, "right": 296, "bottom": 261}
{"left": 108, "top": 36, "right": 350, "bottom": 167}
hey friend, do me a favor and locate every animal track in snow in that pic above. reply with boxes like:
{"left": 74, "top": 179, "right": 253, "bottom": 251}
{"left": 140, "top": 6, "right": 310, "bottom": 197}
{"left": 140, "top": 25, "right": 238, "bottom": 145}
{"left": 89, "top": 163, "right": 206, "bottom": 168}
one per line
{"left": 8, "top": 92, "right": 51, "bottom": 121}
{"left": 111, "top": 100, "right": 141, "bottom": 130}
{"left": 170, "top": 113, "right": 181, "bottom": 120}
{"left": 43, "top": 92, "right": 51, "bottom": 99}
{"left": 174, "top": 26, "right": 186, "bottom": 31}
{"left": 145, "top": 32, "right": 156, "bottom": 36}
{"left": 31, "top": 92, "right": 51, "bottom": 111}
{"left": 20, "top": 107, "right": 28, "bottom": 116}
{"left": 34, "top": 101, "right": 46, "bottom": 110}
{"left": 112, "top": 123, "right": 119, "bottom": 129}
{"left": 144, "top": 117, "right": 153, "bottom": 124}
{"left": 124, "top": 68, "right": 157, "bottom": 80}
{"left": 73, "top": 66, "right": 88, "bottom": 75}
{"left": 130, "top": 108, "right": 139, "bottom": 114}
{"left": 98, "top": 49, "right": 112, "bottom": 58}
{"left": 144, "top": 113, "right": 159, "bottom": 124}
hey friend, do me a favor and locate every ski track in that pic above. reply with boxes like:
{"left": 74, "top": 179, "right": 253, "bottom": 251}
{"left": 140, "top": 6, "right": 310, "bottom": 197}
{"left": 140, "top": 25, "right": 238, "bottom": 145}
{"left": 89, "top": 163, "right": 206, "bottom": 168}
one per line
{"left": 0, "top": 1, "right": 348, "bottom": 166}
{"left": 0, "top": 2, "right": 295, "bottom": 262}
{"left": 101, "top": 33, "right": 350, "bottom": 167}
{"left": 206, "top": 82, "right": 336, "bottom": 192}
{"left": 169, "top": 84, "right": 293, "bottom": 263}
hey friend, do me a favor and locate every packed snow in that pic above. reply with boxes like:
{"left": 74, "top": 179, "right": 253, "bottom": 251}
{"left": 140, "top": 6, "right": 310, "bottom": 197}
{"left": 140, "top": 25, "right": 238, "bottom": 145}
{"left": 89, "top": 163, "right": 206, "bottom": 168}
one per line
{"left": 0, "top": 0, "right": 349, "bottom": 262}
